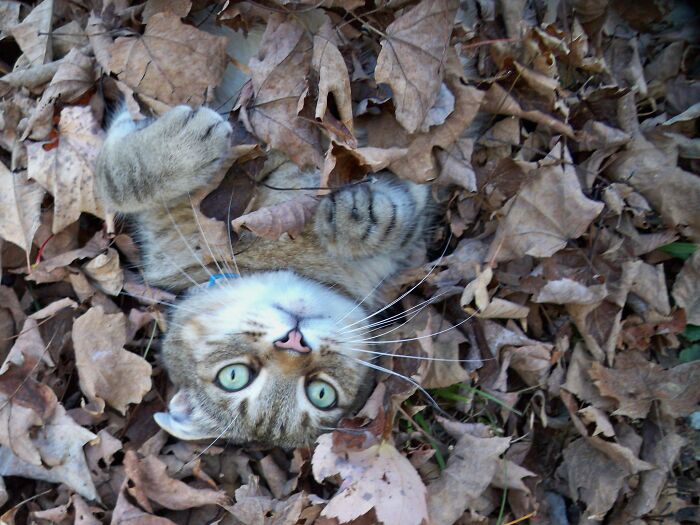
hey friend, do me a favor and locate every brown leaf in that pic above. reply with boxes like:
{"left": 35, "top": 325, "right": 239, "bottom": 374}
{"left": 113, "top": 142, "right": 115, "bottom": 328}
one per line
{"left": 112, "top": 480, "right": 178, "bottom": 525}
{"left": 427, "top": 433, "right": 510, "bottom": 525}
{"left": 232, "top": 194, "right": 318, "bottom": 240}
{"left": 72, "top": 306, "right": 152, "bottom": 415}
{"left": 672, "top": 250, "right": 700, "bottom": 324}
{"left": 590, "top": 352, "right": 700, "bottom": 419}
{"left": 0, "top": 165, "right": 43, "bottom": 256}
{"left": 313, "top": 434, "right": 428, "bottom": 525}
{"left": 532, "top": 278, "right": 607, "bottom": 305}
{"left": 312, "top": 20, "right": 353, "bottom": 136}
{"left": 0, "top": 404, "right": 98, "bottom": 500}
{"left": 27, "top": 105, "right": 105, "bottom": 233}
{"left": 486, "top": 163, "right": 604, "bottom": 263}
{"left": 375, "top": 0, "right": 459, "bottom": 133}
{"left": 22, "top": 47, "right": 95, "bottom": 140}
{"left": 142, "top": 0, "right": 192, "bottom": 22}
{"left": 388, "top": 79, "right": 485, "bottom": 183}
{"left": 481, "top": 83, "right": 575, "bottom": 138}
{"left": 109, "top": 12, "right": 227, "bottom": 106}
{"left": 243, "top": 15, "right": 322, "bottom": 167}
{"left": 86, "top": 13, "right": 114, "bottom": 73}
{"left": 124, "top": 450, "right": 230, "bottom": 511}
{"left": 417, "top": 312, "right": 469, "bottom": 389}
{"left": 8, "top": 0, "right": 52, "bottom": 66}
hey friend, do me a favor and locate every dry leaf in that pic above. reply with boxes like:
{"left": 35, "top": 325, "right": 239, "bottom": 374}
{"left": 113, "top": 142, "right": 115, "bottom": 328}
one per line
{"left": 72, "top": 306, "right": 152, "bottom": 415}
{"left": 532, "top": 278, "right": 607, "bottom": 305}
{"left": 388, "top": 80, "right": 485, "bottom": 183}
{"left": 232, "top": 194, "right": 318, "bottom": 240}
{"left": 142, "top": 0, "right": 192, "bottom": 22}
{"left": 109, "top": 12, "right": 227, "bottom": 106}
{"left": 8, "top": 0, "right": 52, "bottom": 66}
{"left": 243, "top": 15, "right": 322, "bottom": 167}
{"left": 590, "top": 352, "right": 700, "bottom": 419}
{"left": 0, "top": 404, "right": 98, "bottom": 500}
{"left": 427, "top": 433, "right": 510, "bottom": 525}
{"left": 313, "top": 434, "right": 428, "bottom": 525}
{"left": 375, "top": 0, "right": 459, "bottom": 133}
{"left": 671, "top": 250, "right": 700, "bottom": 324}
{"left": 27, "top": 105, "right": 105, "bottom": 233}
{"left": 312, "top": 21, "right": 353, "bottom": 135}
{"left": 487, "top": 163, "right": 604, "bottom": 262}
{"left": 417, "top": 312, "right": 469, "bottom": 389}
{"left": 124, "top": 450, "right": 230, "bottom": 511}
{"left": 461, "top": 266, "right": 530, "bottom": 319}
{"left": 0, "top": 165, "right": 43, "bottom": 256}
{"left": 112, "top": 480, "right": 178, "bottom": 525}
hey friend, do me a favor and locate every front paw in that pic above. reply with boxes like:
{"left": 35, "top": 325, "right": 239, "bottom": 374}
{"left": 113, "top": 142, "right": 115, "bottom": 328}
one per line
{"left": 315, "top": 179, "right": 403, "bottom": 258}
{"left": 143, "top": 105, "right": 233, "bottom": 177}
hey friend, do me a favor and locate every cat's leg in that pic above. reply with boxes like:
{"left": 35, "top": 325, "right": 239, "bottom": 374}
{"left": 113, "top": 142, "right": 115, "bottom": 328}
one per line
{"left": 96, "top": 105, "right": 232, "bottom": 213}
{"left": 314, "top": 174, "right": 432, "bottom": 259}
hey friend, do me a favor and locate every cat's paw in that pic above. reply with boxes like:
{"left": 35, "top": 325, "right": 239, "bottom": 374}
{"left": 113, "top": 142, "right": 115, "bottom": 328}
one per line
{"left": 315, "top": 177, "right": 422, "bottom": 259}
{"left": 143, "top": 105, "right": 233, "bottom": 176}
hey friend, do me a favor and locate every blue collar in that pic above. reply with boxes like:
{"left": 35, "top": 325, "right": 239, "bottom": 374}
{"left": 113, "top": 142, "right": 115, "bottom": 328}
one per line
{"left": 207, "top": 273, "right": 240, "bottom": 287}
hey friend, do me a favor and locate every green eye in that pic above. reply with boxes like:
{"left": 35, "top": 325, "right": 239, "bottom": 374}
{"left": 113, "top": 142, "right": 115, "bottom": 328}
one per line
{"left": 216, "top": 364, "right": 252, "bottom": 392}
{"left": 306, "top": 380, "right": 337, "bottom": 409}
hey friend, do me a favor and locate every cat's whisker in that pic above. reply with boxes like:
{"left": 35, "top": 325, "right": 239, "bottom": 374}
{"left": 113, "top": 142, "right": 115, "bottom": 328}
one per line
{"left": 345, "top": 347, "right": 488, "bottom": 363}
{"left": 188, "top": 194, "right": 230, "bottom": 280}
{"left": 344, "top": 311, "right": 476, "bottom": 346}
{"left": 318, "top": 426, "right": 370, "bottom": 435}
{"left": 344, "top": 355, "right": 443, "bottom": 412}
{"left": 341, "top": 290, "right": 451, "bottom": 336}
{"left": 160, "top": 199, "right": 218, "bottom": 284}
{"left": 177, "top": 413, "right": 239, "bottom": 473}
{"left": 334, "top": 274, "right": 388, "bottom": 325}
{"left": 340, "top": 233, "right": 452, "bottom": 331}
{"left": 119, "top": 291, "right": 207, "bottom": 316}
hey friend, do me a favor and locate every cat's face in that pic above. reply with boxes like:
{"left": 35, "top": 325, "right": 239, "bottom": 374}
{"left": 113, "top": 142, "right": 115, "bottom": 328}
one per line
{"left": 154, "top": 271, "right": 375, "bottom": 447}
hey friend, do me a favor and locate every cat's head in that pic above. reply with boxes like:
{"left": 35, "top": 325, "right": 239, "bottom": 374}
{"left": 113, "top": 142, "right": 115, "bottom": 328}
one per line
{"left": 154, "top": 271, "right": 375, "bottom": 448}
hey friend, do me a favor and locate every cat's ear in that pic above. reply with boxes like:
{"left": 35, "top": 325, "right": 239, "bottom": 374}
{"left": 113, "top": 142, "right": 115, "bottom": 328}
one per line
{"left": 153, "top": 390, "right": 215, "bottom": 441}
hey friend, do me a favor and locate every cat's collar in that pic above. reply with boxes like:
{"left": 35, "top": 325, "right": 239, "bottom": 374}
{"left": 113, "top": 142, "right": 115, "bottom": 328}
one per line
{"left": 207, "top": 273, "right": 240, "bottom": 287}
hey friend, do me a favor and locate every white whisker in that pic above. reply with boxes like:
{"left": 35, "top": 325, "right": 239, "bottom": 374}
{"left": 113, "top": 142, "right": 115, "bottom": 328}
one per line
{"left": 345, "top": 347, "right": 486, "bottom": 363}
{"left": 226, "top": 185, "right": 242, "bottom": 276}
{"left": 188, "top": 193, "right": 229, "bottom": 279}
{"left": 335, "top": 274, "right": 388, "bottom": 325}
{"left": 178, "top": 413, "right": 239, "bottom": 473}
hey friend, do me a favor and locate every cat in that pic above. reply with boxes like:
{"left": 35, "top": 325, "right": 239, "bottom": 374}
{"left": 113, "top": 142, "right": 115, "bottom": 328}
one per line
{"left": 96, "top": 105, "right": 433, "bottom": 447}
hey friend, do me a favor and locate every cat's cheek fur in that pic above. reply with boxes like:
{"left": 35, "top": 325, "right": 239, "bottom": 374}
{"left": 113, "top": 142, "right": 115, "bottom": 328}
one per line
{"left": 154, "top": 390, "right": 218, "bottom": 441}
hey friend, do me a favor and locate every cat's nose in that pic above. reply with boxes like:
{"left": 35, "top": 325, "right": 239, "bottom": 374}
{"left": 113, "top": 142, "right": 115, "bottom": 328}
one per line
{"left": 274, "top": 329, "right": 311, "bottom": 353}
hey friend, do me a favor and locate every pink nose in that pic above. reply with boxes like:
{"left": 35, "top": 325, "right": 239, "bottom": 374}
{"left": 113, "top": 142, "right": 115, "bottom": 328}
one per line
{"left": 274, "top": 329, "right": 311, "bottom": 353}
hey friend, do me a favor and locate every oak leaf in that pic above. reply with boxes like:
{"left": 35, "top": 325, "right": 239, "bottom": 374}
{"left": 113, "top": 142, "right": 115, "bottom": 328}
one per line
{"left": 109, "top": 12, "right": 227, "bottom": 106}
{"left": 375, "top": 0, "right": 459, "bottom": 133}
{"left": 313, "top": 434, "right": 428, "bottom": 525}
{"left": 27, "top": 105, "right": 105, "bottom": 233}
{"left": 72, "top": 306, "right": 152, "bottom": 415}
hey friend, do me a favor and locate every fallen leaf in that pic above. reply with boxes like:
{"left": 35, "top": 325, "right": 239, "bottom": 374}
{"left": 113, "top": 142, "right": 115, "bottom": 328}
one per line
{"left": 112, "top": 479, "right": 178, "bottom": 525}
{"left": 242, "top": 14, "right": 322, "bottom": 167}
{"left": 8, "top": 0, "right": 52, "bottom": 66}
{"left": 375, "top": 0, "right": 459, "bottom": 133}
{"left": 486, "top": 163, "right": 604, "bottom": 263}
{"left": 26, "top": 105, "right": 105, "bottom": 233}
{"left": 671, "top": 250, "right": 700, "bottom": 324}
{"left": 590, "top": 352, "right": 700, "bottom": 419}
{"left": 0, "top": 404, "right": 98, "bottom": 500}
{"left": 461, "top": 266, "right": 530, "bottom": 319}
{"left": 532, "top": 278, "right": 607, "bottom": 305}
{"left": 313, "top": 434, "right": 428, "bottom": 525}
{"left": 0, "top": 165, "right": 43, "bottom": 257}
{"left": 124, "top": 450, "right": 229, "bottom": 511}
{"left": 312, "top": 20, "right": 353, "bottom": 136}
{"left": 109, "top": 12, "right": 227, "bottom": 106}
{"left": 142, "top": 0, "right": 192, "bottom": 22}
{"left": 232, "top": 194, "right": 318, "bottom": 240}
{"left": 427, "top": 433, "right": 510, "bottom": 525}
{"left": 72, "top": 306, "right": 152, "bottom": 415}
{"left": 417, "top": 312, "right": 469, "bottom": 389}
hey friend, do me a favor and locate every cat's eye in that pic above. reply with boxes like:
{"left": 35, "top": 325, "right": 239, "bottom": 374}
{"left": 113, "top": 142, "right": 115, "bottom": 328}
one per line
{"left": 305, "top": 380, "right": 337, "bottom": 409}
{"left": 216, "top": 364, "right": 253, "bottom": 392}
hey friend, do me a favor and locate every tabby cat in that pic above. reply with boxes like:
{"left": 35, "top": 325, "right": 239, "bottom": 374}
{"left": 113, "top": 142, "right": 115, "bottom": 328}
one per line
{"left": 96, "top": 105, "right": 432, "bottom": 447}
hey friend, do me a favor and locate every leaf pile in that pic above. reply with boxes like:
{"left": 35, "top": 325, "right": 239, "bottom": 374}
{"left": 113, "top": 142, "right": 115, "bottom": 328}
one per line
{"left": 1, "top": 1, "right": 699, "bottom": 524}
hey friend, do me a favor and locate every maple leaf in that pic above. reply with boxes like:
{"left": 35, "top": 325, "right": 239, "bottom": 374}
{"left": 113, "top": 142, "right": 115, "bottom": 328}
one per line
{"left": 313, "top": 434, "right": 428, "bottom": 525}
{"left": 0, "top": 165, "right": 43, "bottom": 258}
{"left": 27, "top": 105, "right": 105, "bottom": 233}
